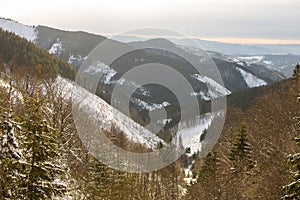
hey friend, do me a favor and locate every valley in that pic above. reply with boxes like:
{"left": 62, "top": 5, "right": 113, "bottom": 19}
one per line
{"left": 0, "top": 16, "right": 299, "bottom": 199}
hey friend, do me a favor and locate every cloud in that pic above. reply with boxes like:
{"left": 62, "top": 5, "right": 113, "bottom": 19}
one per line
{"left": 0, "top": 0, "right": 299, "bottom": 40}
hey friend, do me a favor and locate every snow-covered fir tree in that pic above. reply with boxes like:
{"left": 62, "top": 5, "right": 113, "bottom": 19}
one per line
{"left": 21, "top": 97, "right": 67, "bottom": 199}
{"left": 282, "top": 136, "right": 300, "bottom": 200}
{"left": 0, "top": 88, "right": 25, "bottom": 199}
{"left": 282, "top": 94, "right": 300, "bottom": 199}
{"left": 0, "top": 110, "right": 23, "bottom": 199}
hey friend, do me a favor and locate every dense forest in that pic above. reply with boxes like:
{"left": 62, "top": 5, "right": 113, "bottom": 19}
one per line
{"left": 0, "top": 29, "right": 299, "bottom": 199}
{"left": 0, "top": 29, "right": 76, "bottom": 81}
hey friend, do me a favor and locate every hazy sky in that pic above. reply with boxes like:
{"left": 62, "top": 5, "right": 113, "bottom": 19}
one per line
{"left": 1, "top": 0, "right": 300, "bottom": 44}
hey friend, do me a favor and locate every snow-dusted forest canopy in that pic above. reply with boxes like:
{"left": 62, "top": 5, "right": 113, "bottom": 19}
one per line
{"left": 0, "top": 27, "right": 299, "bottom": 199}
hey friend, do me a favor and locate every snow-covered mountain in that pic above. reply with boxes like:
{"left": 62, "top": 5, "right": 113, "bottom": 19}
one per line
{"left": 181, "top": 45, "right": 285, "bottom": 83}
{"left": 0, "top": 18, "right": 285, "bottom": 86}
{"left": 0, "top": 18, "right": 104, "bottom": 70}
{"left": 55, "top": 76, "right": 166, "bottom": 149}
{"left": 0, "top": 18, "right": 286, "bottom": 134}
{"left": 111, "top": 35, "right": 300, "bottom": 78}
{"left": 0, "top": 18, "right": 285, "bottom": 145}
{"left": 234, "top": 54, "right": 300, "bottom": 77}
{"left": 111, "top": 34, "right": 300, "bottom": 55}
{"left": 0, "top": 18, "right": 296, "bottom": 78}
{"left": 0, "top": 18, "right": 38, "bottom": 42}
{"left": 235, "top": 67, "right": 267, "bottom": 87}
{"left": 55, "top": 76, "right": 221, "bottom": 159}
{"left": 131, "top": 38, "right": 284, "bottom": 90}
{"left": 171, "top": 38, "right": 300, "bottom": 56}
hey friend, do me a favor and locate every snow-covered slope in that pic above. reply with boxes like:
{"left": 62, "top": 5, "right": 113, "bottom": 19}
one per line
{"left": 131, "top": 98, "right": 170, "bottom": 111}
{"left": 236, "top": 68, "right": 267, "bottom": 88}
{"left": 191, "top": 74, "right": 231, "bottom": 100}
{"left": 235, "top": 54, "right": 298, "bottom": 77}
{"left": 0, "top": 18, "right": 37, "bottom": 42}
{"left": 237, "top": 56, "right": 264, "bottom": 64}
{"left": 179, "top": 43, "right": 283, "bottom": 92}
{"left": 56, "top": 76, "right": 220, "bottom": 153}
{"left": 177, "top": 113, "right": 215, "bottom": 155}
{"left": 67, "top": 54, "right": 87, "bottom": 65}
{"left": 83, "top": 61, "right": 117, "bottom": 84}
{"left": 48, "top": 38, "right": 64, "bottom": 56}
{"left": 56, "top": 76, "right": 166, "bottom": 149}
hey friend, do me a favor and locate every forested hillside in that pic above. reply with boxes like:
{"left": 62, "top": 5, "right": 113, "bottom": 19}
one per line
{"left": 186, "top": 66, "right": 300, "bottom": 199}
{"left": 0, "top": 29, "right": 76, "bottom": 80}
{"left": 0, "top": 29, "right": 299, "bottom": 199}
{"left": 0, "top": 28, "right": 184, "bottom": 199}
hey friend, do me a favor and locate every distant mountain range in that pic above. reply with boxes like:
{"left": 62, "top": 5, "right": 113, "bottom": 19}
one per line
{"left": 113, "top": 35, "right": 300, "bottom": 77}
{"left": 1, "top": 18, "right": 296, "bottom": 77}
{"left": 0, "top": 17, "right": 298, "bottom": 170}
{"left": 0, "top": 17, "right": 289, "bottom": 135}
{"left": 232, "top": 54, "right": 300, "bottom": 77}
{"left": 112, "top": 34, "right": 300, "bottom": 55}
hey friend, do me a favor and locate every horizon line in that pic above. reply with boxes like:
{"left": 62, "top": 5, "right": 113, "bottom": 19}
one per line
{"left": 109, "top": 33, "right": 300, "bottom": 45}
{"left": 200, "top": 37, "right": 300, "bottom": 45}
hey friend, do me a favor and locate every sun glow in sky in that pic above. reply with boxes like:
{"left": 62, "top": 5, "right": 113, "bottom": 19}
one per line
{"left": 202, "top": 38, "right": 300, "bottom": 45}
{"left": 1, "top": 0, "right": 300, "bottom": 44}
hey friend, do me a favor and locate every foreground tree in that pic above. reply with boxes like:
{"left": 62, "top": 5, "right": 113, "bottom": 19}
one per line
{"left": 282, "top": 67, "right": 300, "bottom": 199}
{"left": 0, "top": 106, "right": 23, "bottom": 198}
{"left": 282, "top": 135, "right": 300, "bottom": 200}
{"left": 186, "top": 151, "right": 220, "bottom": 200}
{"left": 21, "top": 97, "right": 67, "bottom": 199}
{"left": 0, "top": 81, "right": 27, "bottom": 199}
{"left": 229, "top": 123, "right": 253, "bottom": 167}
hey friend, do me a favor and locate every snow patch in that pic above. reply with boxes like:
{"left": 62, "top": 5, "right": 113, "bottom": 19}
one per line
{"left": 67, "top": 54, "right": 87, "bottom": 65}
{"left": 0, "top": 18, "right": 38, "bottom": 42}
{"left": 157, "top": 118, "right": 172, "bottom": 125}
{"left": 237, "top": 56, "right": 264, "bottom": 65}
{"left": 184, "top": 176, "right": 197, "bottom": 186}
{"left": 177, "top": 113, "right": 215, "bottom": 155}
{"left": 131, "top": 98, "right": 170, "bottom": 111}
{"left": 191, "top": 91, "right": 211, "bottom": 101}
{"left": 83, "top": 61, "right": 117, "bottom": 84}
{"left": 237, "top": 56, "right": 264, "bottom": 62}
{"left": 191, "top": 74, "right": 231, "bottom": 100}
{"left": 227, "top": 57, "right": 246, "bottom": 66}
{"left": 83, "top": 61, "right": 150, "bottom": 98}
{"left": 263, "top": 60, "right": 273, "bottom": 65}
{"left": 236, "top": 67, "right": 267, "bottom": 88}
{"left": 0, "top": 79, "right": 24, "bottom": 102}
{"left": 48, "top": 39, "right": 64, "bottom": 56}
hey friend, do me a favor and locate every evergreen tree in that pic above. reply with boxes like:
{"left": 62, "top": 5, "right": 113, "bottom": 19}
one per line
{"left": 282, "top": 73, "right": 300, "bottom": 200}
{"left": 186, "top": 151, "right": 220, "bottom": 200}
{"left": 292, "top": 63, "right": 300, "bottom": 82}
{"left": 229, "top": 123, "right": 253, "bottom": 165}
{"left": 86, "top": 159, "right": 110, "bottom": 199}
{"left": 0, "top": 85, "right": 26, "bottom": 199}
{"left": 21, "top": 98, "right": 67, "bottom": 199}
{"left": 0, "top": 108, "right": 24, "bottom": 199}
{"left": 282, "top": 136, "right": 300, "bottom": 200}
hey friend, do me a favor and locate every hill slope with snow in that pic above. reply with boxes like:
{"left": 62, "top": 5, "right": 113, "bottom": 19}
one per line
{"left": 0, "top": 18, "right": 38, "bottom": 42}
